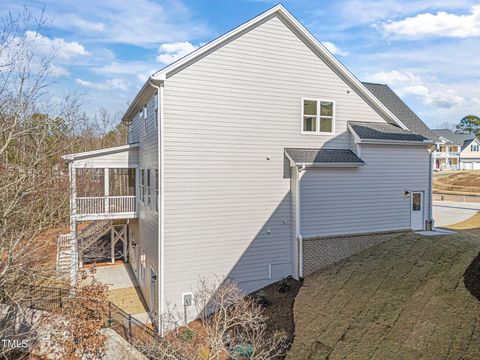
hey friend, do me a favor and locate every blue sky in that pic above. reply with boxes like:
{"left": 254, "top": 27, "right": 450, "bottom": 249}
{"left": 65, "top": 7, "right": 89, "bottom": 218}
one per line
{"left": 4, "top": 0, "right": 480, "bottom": 128}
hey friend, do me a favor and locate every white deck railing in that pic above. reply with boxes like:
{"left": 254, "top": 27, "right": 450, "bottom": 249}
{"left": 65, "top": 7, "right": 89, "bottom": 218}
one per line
{"left": 57, "top": 233, "right": 72, "bottom": 248}
{"left": 108, "top": 196, "right": 136, "bottom": 213}
{"left": 76, "top": 196, "right": 136, "bottom": 216}
{"left": 77, "top": 197, "right": 105, "bottom": 214}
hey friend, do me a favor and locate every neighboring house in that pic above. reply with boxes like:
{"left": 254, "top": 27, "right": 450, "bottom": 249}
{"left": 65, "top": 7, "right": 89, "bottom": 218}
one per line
{"left": 431, "top": 129, "right": 480, "bottom": 170}
{"left": 59, "top": 5, "right": 435, "bottom": 328}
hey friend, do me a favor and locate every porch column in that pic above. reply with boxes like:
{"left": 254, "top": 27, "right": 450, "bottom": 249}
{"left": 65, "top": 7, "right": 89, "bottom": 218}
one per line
{"left": 69, "top": 163, "right": 78, "bottom": 288}
{"left": 104, "top": 168, "right": 109, "bottom": 214}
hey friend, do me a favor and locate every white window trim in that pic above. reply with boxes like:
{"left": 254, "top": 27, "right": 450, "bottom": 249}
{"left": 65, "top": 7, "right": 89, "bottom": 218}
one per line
{"left": 301, "top": 97, "right": 336, "bottom": 135}
{"left": 146, "top": 168, "right": 151, "bottom": 209}
{"left": 140, "top": 168, "right": 145, "bottom": 204}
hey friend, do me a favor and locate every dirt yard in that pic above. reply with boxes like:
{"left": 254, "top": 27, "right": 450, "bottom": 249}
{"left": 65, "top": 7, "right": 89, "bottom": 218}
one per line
{"left": 434, "top": 171, "right": 480, "bottom": 195}
{"left": 287, "top": 229, "right": 480, "bottom": 359}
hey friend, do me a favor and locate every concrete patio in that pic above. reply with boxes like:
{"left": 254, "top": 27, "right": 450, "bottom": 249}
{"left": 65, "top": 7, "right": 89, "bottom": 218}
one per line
{"left": 93, "top": 263, "right": 150, "bottom": 324}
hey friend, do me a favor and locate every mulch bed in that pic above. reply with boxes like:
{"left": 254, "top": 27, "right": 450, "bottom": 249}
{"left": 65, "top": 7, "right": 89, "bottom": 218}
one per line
{"left": 252, "top": 277, "right": 303, "bottom": 344}
{"left": 464, "top": 251, "right": 480, "bottom": 300}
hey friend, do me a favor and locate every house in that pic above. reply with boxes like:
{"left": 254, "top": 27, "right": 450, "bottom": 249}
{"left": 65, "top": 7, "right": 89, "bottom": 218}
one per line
{"left": 59, "top": 5, "right": 435, "bottom": 329}
{"left": 431, "top": 129, "right": 480, "bottom": 170}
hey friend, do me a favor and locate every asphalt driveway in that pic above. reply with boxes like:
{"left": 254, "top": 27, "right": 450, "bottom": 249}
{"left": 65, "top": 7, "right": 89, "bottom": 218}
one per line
{"left": 288, "top": 231, "right": 480, "bottom": 360}
{"left": 433, "top": 201, "right": 480, "bottom": 227}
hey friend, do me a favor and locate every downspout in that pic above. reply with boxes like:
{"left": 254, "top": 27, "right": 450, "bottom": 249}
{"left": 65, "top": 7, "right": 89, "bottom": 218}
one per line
{"left": 295, "top": 165, "right": 305, "bottom": 279}
{"left": 149, "top": 78, "right": 165, "bottom": 333}
{"left": 428, "top": 146, "right": 434, "bottom": 229}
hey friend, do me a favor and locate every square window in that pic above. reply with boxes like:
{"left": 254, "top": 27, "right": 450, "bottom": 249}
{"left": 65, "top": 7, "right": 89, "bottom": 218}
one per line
{"left": 302, "top": 98, "right": 335, "bottom": 134}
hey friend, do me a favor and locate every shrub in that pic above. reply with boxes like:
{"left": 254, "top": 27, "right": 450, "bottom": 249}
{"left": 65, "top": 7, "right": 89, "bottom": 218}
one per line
{"left": 254, "top": 290, "right": 270, "bottom": 307}
{"left": 277, "top": 278, "right": 291, "bottom": 293}
{"left": 178, "top": 328, "right": 196, "bottom": 341}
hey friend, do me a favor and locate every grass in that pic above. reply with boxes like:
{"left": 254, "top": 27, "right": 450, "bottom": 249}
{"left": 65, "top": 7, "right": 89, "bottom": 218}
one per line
{"left": 444, "top": 212, "right": 480, "bottom": 230}
{"left": 434, "top": 171, "right": 480, "bottom": 195}
{"left": 108, "top": 286, "right": 148, "bottom": 314}
{"left": 287, "top": 230, "right": 480, "bottom": 360}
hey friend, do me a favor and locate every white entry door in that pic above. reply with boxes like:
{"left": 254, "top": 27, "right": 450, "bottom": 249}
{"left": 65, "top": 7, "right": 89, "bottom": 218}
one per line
{"left": 411, "top": 191, "right": 424, "bottom": 230}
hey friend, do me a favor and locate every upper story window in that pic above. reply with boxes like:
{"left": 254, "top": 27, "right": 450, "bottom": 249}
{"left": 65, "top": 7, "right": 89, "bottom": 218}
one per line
{"left": 147, "top": 168, "right": 151, "bottom": 208}
{"left": 154, "top": 92, "right": 158, "bottom": 129}
{"left": 140, "top": 169, "right": 145, "bottom": 203}
{"left": 302, "top": 99, "right": 335, "bottom": 134}
{"left": 472, "top": 144, "right": 479, "bottom": 152}
{"left": 143, "top": 105, "right": 148, "bottom": 135}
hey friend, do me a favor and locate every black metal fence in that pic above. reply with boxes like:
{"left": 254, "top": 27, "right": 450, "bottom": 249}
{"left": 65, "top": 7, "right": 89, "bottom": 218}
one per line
{"left": 4, "top": 285, "right": 158, "bottom": 354}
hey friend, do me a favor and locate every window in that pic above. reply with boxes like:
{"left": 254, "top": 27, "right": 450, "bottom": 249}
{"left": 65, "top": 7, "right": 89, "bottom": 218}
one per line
{"left": 471, "top": 144, "right": 479, "bottom": 152}
{"left": 140, "top": 250, "right": 146, "bottom": 283}
{"left": 140, "top": 169, "right": 145, "bottom": 203}
{"left": 143, "top": 105, "right": 148, "bottom": 134}
{"left": 155, "top": 169, "right": 159, "bottom": 212}
{"left": 412, "top": 193, "right": 422, "bottom": 211}
{"left": 154, "top": 92, "right": 158, "bottom": 129}
{"left": 147, "top": 168, "right": 151, "bottom": 208}
{"left": 302, "top": 99, "right": 335, "bottom": 134}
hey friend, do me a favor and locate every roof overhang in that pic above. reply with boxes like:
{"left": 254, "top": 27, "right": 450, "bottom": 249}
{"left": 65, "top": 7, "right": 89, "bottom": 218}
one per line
{"left": 120, "top": 5, "right": 409, "bottom": 130}
{"left": 285, "top": 148, "right": 365, "bottom": 168}
{"left": 348, "top": 123, "right": 434, "bottom": 146}
{"left": 62, "top": 143, "right": 139, "bottom": 162}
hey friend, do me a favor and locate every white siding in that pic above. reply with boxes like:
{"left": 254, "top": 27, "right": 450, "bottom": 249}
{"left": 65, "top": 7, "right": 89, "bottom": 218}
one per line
{"left": 129, "top": 94, "right": 159, "bottom": 314}
{"left": 301, "top": 144, "right": 431, "bottom": 237}
{"left": 162, "top": 15, "right": 393, "bottom": 312}
{"left": 72, "top": 149, "right": 139, "bottom": 168}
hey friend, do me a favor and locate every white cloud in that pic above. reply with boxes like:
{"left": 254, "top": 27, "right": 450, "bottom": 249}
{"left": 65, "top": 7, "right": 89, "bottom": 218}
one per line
{"left": 369, "top": 70, "right": 466, "bottom": 110}
{"left": 92, "top": 61, "right": 159, "bottom": 83}
{"left": 53, "top": 15, "right": 106, "bottom": 32}
{"left": 156, "top": 42, "right": 198, "bottom": 64}
{"left": 25, "top": 31, "right": 90, "bottom": 60}
{"left": 379, "top": 4, "right": 480, "bottom": 38}
{"left": 43, "top": 0, "right": 209, "bottom": 47}
{"left": 76, "top": 78, "right": 128, "bottom": 91}
{"left": 322, "top": 41, "right": 349, "bottom": 57}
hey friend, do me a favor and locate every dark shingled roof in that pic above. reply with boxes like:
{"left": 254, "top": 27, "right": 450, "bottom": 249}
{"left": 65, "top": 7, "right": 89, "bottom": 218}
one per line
{"left": 362, "top": 82, "right": 438, "bottom": 141}
{"left": 285, "top": 148, "right": 364, "bottom": 165}
{"left": 432, "top": 129, "right": 477, "bottom": 150}
{"left": 349, "top": 121, "right": 429, "bottom": 142}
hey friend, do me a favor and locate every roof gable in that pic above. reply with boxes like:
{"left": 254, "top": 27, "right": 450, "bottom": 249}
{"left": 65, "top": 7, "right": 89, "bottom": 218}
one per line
{"left": 122, "top": 5, "right": 408, "bottom": 128}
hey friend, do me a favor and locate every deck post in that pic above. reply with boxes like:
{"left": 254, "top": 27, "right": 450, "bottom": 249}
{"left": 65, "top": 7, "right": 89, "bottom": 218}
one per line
{"left": 104, "top": 168, "right": 110, "bottom": 214}
{"left": 69, "top": 163, "right": 78, "bottom": 289}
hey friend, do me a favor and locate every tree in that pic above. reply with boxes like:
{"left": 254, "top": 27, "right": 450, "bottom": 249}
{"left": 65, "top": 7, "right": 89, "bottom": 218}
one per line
{"left": 455, "top": 115, "right": 480, "bottom": 137}
{"left": 0, "top": 8, "right": 124, "bottom": 358}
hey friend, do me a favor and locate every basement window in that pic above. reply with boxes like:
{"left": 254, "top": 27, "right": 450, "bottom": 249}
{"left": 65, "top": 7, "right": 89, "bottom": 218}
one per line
{"left": 302, "top": 98, "right": 335, "bottom": 135}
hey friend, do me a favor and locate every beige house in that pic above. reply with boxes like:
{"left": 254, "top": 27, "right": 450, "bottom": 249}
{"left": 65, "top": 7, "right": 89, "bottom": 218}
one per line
{"left": 58, "top": 5, "right": 435, "bottom": 329}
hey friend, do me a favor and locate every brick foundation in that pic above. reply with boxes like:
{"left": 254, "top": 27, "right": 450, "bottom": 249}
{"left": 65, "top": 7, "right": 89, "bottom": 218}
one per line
{"left": 303, "top": 230, "right": 411, "bottom": 276}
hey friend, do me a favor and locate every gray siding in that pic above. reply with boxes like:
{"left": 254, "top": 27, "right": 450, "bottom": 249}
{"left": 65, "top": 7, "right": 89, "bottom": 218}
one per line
{"left": 128, "top": 94, "right": 159, "bottom": 314}
{"left": 162, "top": 15, "right": 392, "bottom": 311}
{"left": 301, "top": 144, "right": 431, "bottom": 237}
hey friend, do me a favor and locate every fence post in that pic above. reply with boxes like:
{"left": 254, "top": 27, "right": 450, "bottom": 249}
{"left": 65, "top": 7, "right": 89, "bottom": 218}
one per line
{"left": 128, "top": 314, "right": 132, "bottom": 340}
{"left": 59, "top": 288, "right": 63, "bottom": 309}
{"left": 108, "top": 302, "right": 112, "bottom": 327}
